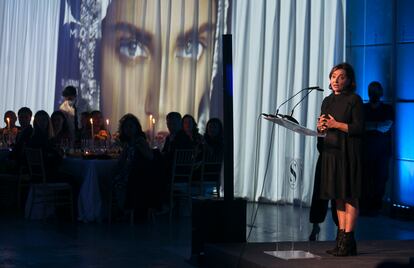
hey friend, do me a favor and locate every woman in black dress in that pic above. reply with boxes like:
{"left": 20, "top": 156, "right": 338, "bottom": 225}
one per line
{"left": 317, "top": 63, "right": 364, "bottom": 256}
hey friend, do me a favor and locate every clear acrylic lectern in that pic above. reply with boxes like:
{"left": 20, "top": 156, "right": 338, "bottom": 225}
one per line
{"left": 262, "top": 114, "right": 325, "bottom": 260}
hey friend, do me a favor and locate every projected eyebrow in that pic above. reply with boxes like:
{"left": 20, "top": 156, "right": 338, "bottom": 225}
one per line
{"left": 176, "top": 23, "right": 214, "bottom": 46}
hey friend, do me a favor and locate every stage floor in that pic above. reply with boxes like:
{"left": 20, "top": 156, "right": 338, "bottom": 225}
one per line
{"left": 0, "top": 202, "right": 413, "bottom": 267}
{"left": 204, "top": 240, "right": 414, "bottom": 268}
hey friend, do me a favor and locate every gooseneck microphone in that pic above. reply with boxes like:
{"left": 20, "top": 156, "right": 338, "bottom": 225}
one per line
{"left": 275, "top": 86, "right": 321, "bottom": 116}
{"left": 290, "top": 87, "right": 324, "bottom": 117}
{"left": 262, "top": 86, "right": 323, "bottom": 124}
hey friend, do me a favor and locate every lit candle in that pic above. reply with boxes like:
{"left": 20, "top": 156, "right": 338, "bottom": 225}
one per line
{"left": 6, "top": 117, "right": 10, "bottom": 129}
{"left": 90, "top": 118, "right": 94, "bottom": 139}
{"left": 149, "top": 114, "right": 153, "bottom": 130}
{"left": 106, "top": 119, "right": 111, "bottom": 143}
{"left": 152, "top": 118, "right": 156, "bottom": 144}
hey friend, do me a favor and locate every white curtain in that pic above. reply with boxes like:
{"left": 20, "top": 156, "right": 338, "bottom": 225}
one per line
{"left": 0, "top": 0, "right": 60, "bottom": 123}
{"left": 232, "top": 0, "right": 346, "bottom": 205}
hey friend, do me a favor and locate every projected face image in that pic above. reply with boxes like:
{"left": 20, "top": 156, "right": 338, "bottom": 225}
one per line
{"left": 101, "top": 0, "right": 217, "bottom": 131}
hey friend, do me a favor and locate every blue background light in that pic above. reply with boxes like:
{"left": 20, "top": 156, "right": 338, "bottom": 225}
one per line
{"left": 347, "top": 0, "right": 414, "bottom": 206}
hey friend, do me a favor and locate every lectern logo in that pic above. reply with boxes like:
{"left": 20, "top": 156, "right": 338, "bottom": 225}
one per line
{"left": 288, "top": 160, "right": 298, "bottom": 190}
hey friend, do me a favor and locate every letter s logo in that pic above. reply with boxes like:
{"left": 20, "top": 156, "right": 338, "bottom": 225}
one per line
{"left": 289, "top": 160, "right": 297, "bottom": 190}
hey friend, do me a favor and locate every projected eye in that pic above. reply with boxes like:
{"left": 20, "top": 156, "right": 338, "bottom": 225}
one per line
{"left": 176, "top": 40, "right": 204, "bottom": 60}
{"left": 118, "top": 38, "right": 149, "bottom": 60}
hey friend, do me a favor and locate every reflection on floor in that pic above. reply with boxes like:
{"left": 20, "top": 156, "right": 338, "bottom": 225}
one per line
{"left": 0, "top": 202, "right": 413, "bottom": 267}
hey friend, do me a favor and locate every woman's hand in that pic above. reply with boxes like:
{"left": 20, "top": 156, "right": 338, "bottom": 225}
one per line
{"left": 325, "top": 114, "right": 349, "bottom": 133}
{"left": 325, "top": 114, "right": 338, "bottom": 129}
{"left": 317, "top": 115, "right": 328, "bottom": 132}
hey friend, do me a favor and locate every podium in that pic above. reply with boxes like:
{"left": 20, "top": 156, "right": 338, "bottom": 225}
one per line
{"left": 261, "top": 114, "right": 323, "bottom": 260}
{"left": 262, "top": 115, "right": 326, "bottom": 137}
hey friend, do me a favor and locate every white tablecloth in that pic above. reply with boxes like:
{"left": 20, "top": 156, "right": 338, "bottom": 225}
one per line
{"left": 59, "top": 157, "right": 117, "bottom": 222}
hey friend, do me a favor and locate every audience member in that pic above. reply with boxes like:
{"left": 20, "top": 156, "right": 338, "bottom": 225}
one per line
{"left": 162, "top": 112, "right": 192, "bottom": 157}
{"left": 360, "top": 81, "right": 394, "bottom": 216}
{"left": 76, "top": 111, "right": 92, "bottom": 141}
{"left": 182, "top": 114, "right": 203, "bottom": 150}
{"left": 11, "top": 107, "right": 33, "bottom": 170}
{"left": 26, "top": 110, "right": 63, "bottom": 180}
{"left": 1, "top": 110, "right": 19, "bottom": 145}
{"left": 112, "top": 114, "right": 157, "bottom": 220}
{"left": 51, "top": 111, "right": 72, "bottom": 146}
{"left": 90, "top": 110, "right": 109, "bottom": 141}
{"left": 203, "top": 118, "right": 223, "bottom": 155}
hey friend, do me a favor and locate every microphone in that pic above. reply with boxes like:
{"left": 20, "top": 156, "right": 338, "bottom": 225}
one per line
{"left": 304, "top": 86, "right": 321, "bottom": 90}
{"left": 275, "top": 86, "right": 320, "bottom": 116}
{"left": 289, "top": 87, "right": 324, "bottom": 119}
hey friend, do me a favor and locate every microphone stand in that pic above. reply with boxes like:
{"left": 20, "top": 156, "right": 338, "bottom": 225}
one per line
{"left": 289, "top": 88, "right": 317, "bottom": 116}
{"left": 269, "top": 86, "right": 320, "bottom": 124}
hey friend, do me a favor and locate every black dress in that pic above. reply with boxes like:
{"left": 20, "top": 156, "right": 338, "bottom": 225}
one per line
{"left": 319, "top": 92, "right": 364, "bottom": 200}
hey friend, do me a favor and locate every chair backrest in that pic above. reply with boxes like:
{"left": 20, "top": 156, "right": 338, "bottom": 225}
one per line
{"left": 171, "top": 149, "right": 195, "bottom": 182}
{"left": 201, "top": 147, "right": 223, "bottom": 182}
{"left": 25, "top": 148, "right": 46, "bottom": 183}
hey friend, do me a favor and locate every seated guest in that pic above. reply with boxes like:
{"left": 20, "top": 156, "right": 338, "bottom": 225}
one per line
{"left": 11, "top": 107, "right": 33, "bottom": 170}
{"left": 51, "top": 111, "right": 72, "bottom": 146}
{"left": 26, "top": 110, "right": 63, "bottom": 180}
{"left": 162, "top": 112, "right": 192, "bottom": 158}
{"left": 182, "top": 114, "right": 203, "bottom": 149}
{"left": 112, "top": 114, "right": 155, "bottom": 219}
{"left": 203, "top": 118, "right": 224, "bottom": 156}
{"left": 200, "top": 118, "right": 224, "bottom": 194}
{"left": 77, "top": 111, "right": 91, "bottom": 141}
{"left": 161, "top": 112, "right": 193, "bottom": 201}
{"left": 1, "top": 110, "right": 19, "bottom": 144}
{"left": 90, "top": 110, "right": 109, "bottom": 141}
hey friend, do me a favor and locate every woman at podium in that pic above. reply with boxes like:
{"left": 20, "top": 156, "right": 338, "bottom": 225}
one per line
{"left": 316, "top": 63, "right": 364, "bottom": 256}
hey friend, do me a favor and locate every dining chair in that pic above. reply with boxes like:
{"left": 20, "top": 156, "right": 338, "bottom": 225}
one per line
{"left": 108, "top": 185, "right": 135, "bottom": 226}
{"left": 25, "top": 148, "right": 74, "bottom": 221}
{"left": 199, "top": 147, "right": 223, "bottom": 197}
{"left": 17, "top": 166, "right": 31, "bottom": 210}
{"left": 169, "top": 149, "right": 196, "bottom": 223}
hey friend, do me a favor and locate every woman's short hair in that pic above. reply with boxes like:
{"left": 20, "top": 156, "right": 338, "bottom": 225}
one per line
{"left": 62, "top": 86, "right": 77, "bottom": 97}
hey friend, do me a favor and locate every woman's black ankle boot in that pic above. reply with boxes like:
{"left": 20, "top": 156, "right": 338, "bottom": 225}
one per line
{"left": 326, "top": 229, "right": 345, "bottom": 255}
{"left": 335, "top": 231, "right": 357, "bottom": 256}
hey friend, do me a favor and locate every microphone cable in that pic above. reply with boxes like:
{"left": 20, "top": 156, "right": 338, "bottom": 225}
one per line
{"left": 236, "top": 113, "right": 277, "bottom": 268}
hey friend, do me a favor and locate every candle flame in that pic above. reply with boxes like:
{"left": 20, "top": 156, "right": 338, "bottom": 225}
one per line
{"left": 106, "top": 119, "right": 109, "bottom": 125}
{"left": 152, "top": 118, "right": 155, "bottom": 124}
{"left": 90, "top": 118, "right": 93, "bottom": 124}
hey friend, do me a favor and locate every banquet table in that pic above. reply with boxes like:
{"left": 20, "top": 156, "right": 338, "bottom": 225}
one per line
{"left": 59, "top": 156, "right": 118, "bottom": 222}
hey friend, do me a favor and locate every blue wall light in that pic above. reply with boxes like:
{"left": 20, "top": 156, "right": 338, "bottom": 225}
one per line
{"left": 396, "top": 160, "right": 414, "bottom": 206}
